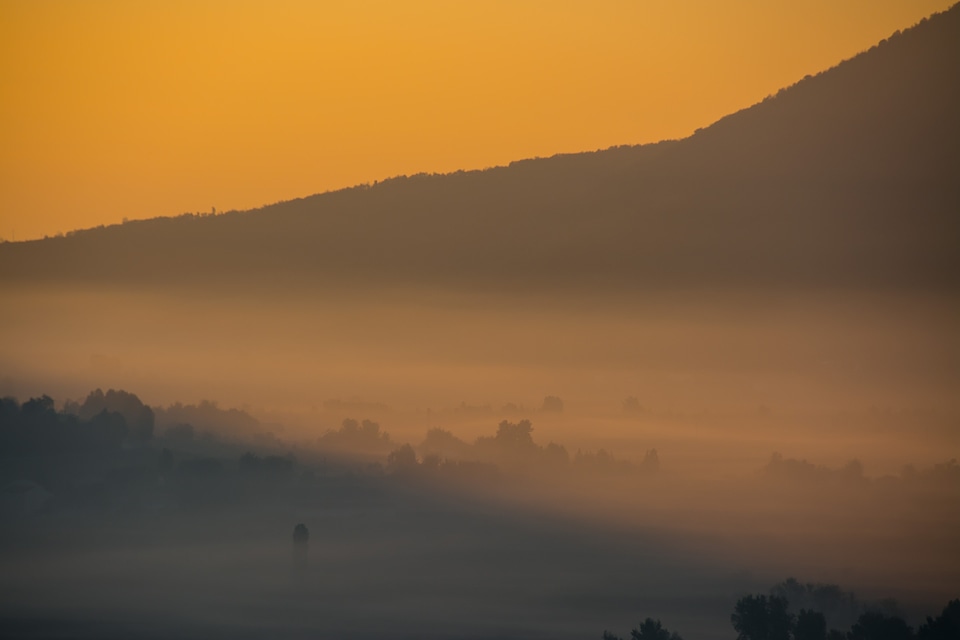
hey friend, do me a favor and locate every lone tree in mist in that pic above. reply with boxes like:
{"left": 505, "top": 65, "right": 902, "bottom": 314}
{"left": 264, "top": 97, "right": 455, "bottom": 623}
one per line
{"left": 292, "top": 523, "right": 309, "bottom": 568}
{"left": 293, "top": 523, "right": 309, "bottom": 544}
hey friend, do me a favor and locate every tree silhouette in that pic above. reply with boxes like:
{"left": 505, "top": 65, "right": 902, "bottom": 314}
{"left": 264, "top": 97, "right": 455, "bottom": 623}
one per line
{"left": 603, "top": 617, "right": 683, "bottom": 640}
{"left": 22, "top": 394, "right": 55, "bottom": 415}
{"left": 387, "top": 444, "right": 418, "bottom": 473}
{"left": 292, "top": 523, "right": 309, "bottom": 569}
{"left": 794, "top": 609, "right": 828, "bottom": 640}
{"left": 78, "top": 388, "right": 154, "bottom": 442}
{"left": 293, "top": 523, "right": 309, "bottom": 544}
{"left": 731, "top": 595, "right": 793, "bottom": 640}
{"left": 420, "top": 427, "right": 470, "bottom": 460}
{"left": 770, "top": 578, "right": 861, "bottom": 631}
{"left": 494, "top": 419, "right": 535, "bottom": 449}
{"left": 319, "top": 417, "right": 392, "bottom": 451}
{"left": 632, "top": 617, "right": 683, "bottom": 640}
{"left": 601, "top": 595, "right": 960, "bottom": 640}
{"left": 542, "top": 441, "right": 570, "bottom": 467}
{"left": 918, "top": 599, "right": 960, "bottom": 639}
{"left": 847, "top": 611, "right": 912, "bottom": 640}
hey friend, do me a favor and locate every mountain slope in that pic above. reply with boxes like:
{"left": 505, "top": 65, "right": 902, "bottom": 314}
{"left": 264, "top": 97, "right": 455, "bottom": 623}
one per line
{"left": 2, "top": 5, "right": 959, "bottom": 293}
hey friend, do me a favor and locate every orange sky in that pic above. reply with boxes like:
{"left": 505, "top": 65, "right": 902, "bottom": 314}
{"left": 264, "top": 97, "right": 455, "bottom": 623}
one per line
{"left": 0, "top": 0, "right": 954, "bottom": 241}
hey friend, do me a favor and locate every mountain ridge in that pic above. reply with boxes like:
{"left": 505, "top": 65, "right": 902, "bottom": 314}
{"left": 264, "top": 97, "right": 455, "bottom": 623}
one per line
{"left": 2, "top": 5, "right": 958, "bottom": 293}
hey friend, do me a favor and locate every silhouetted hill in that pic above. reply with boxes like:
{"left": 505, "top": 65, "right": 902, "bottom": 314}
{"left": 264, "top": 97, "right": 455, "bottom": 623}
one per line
{"left": 2, "top": 6, "right": 958, "bottom": 293}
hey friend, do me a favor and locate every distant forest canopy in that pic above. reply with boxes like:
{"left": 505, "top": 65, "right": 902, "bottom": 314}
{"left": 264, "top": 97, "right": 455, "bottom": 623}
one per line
{"left": 1, "top": 6, "right": 958, "bottom": 293}
{"left": 603, "top": 589, "right": 960, "bottom": 640}
{"left": 2, "top": 388, "right": 958, "bottom": 491}
{"left": 0, "top": 389, "right": 659, "bottom": 480}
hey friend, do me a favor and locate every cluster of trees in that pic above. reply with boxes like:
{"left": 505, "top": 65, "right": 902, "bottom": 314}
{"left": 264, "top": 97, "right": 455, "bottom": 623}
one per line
{"left": 604, "top": 595, "right": 959, "bottom": 640}
{"left": 764, "top": 454, "right": 866, "bottom": 485}
{"left": 473, "top": 419, "right": 659, "bottom": 476}
{"left": 897, "top": 459, "right": 960, "bottom": 488}
{"left": 573, "top": 447, "right": 659, "bottom": 474}
{"left": 155, "top": 399, "right": 261, "bottom": 442}
{"left": 769, "top": 579, "right": 864, "bottom": 631}
{"left": 318, "top": 418, "right": 392, "bottom": 452}
{"left": 65, "top": 388, "right": 155, "bottom": 442}
{"left": 0, "top": 389, "right": 286, "bottom": 460}
{"left": 421, "top": 427, "right": 474, "bottom": 460}
{"left": 383, "top": 443, "right": 500, "bottom": 484}
{"left": 389, "top": 419, "right": 660, "bottom": 477}
{"left": 0, "top": 390, "right": 154, "bottom": 454}
{"left": 0, "top": 389, "right": 318, "bottom": 516}
{"left": 765, "top": 453, "right": 960, "bottom": 489}
{"left": 728, "top": 594, "right": 959, "bottom": 640}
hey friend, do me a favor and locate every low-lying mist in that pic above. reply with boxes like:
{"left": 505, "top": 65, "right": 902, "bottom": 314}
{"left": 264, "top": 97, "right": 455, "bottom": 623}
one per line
{"left": 2, "top": 284, "right": 958, "bottom": 637}
{"left": 2, "top": 284, "right": 957, "bottom": 479}
{"left": 3, "top": 284, "right": 957, "bottom": 414}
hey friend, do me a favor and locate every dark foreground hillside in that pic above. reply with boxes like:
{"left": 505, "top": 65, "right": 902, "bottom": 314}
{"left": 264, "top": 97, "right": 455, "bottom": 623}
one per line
{"left": 1, "top": 6, "right": 958, "bottom": 293}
